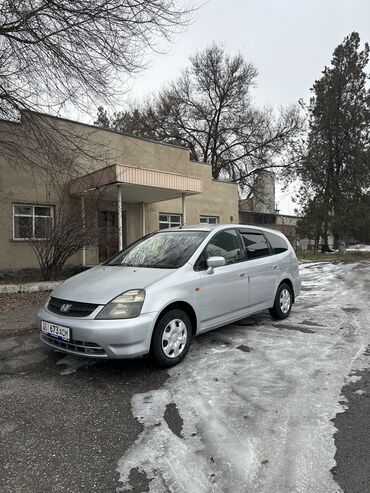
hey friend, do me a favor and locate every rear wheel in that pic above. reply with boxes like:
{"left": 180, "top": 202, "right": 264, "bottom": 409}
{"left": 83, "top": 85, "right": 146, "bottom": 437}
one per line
{"left": 151, "top": 309, "right": 192, "bottom": 368}
{"left": 269, "top": 283, "right": 293, "bottom": 320}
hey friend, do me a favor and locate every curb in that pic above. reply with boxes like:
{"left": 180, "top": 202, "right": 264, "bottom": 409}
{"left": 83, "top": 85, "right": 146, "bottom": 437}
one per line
{"left": 0, "top": 281, "right": 62, "bottom": 294}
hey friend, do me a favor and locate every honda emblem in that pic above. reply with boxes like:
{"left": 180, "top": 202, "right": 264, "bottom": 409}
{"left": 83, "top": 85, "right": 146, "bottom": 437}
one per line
{"left": 60, "top": 303, "right": 72, "bottom": 313}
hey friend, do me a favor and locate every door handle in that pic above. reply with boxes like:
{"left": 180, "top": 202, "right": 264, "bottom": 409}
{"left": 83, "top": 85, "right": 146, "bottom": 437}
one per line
{"left": 273, "top": 265, "right": 278, "bottom": 269}
{"left": 240, "top": 272, "right": 246, "bottom": 277}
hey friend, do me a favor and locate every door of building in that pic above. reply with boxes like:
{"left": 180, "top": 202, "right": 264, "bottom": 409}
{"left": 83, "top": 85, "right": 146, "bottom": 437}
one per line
{"left": 98, "top": 211, "right": 126, "bottom": 262}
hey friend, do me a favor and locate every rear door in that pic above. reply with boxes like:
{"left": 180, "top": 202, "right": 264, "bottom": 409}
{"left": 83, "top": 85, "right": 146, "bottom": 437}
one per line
{"left": 196, "top": 228, "right": 250, "bottom": 329}
{"left": 238, "top": 228, "right": 279, "bottom": 309}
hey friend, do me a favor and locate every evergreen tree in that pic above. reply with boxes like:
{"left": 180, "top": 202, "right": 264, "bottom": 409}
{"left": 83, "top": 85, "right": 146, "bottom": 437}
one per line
{"left": 299, "top": 32, "right": 370, "bottom": 248}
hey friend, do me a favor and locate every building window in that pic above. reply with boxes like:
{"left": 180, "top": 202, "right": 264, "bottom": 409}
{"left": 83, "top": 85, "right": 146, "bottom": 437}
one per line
{"left": 159, "top": 213, "right": 182, "bottom": 229}
{"left": 200, "top": 215, "right": 219, "bottom": 225}
{"left": 13, "top": 204, "right": 54, "bottom": 240}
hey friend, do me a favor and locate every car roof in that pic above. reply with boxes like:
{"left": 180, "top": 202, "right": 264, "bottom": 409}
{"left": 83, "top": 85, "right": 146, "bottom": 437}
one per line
{"left": 169, "top": 224, "right": 287, "bottom": 237}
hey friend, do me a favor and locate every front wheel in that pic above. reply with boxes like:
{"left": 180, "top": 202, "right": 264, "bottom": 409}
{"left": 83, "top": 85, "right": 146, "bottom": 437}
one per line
{"left": 151, "top": 309, "right": 192, "bottom": 368}
{"left": 269, "top": 283, "right": 293, "bottom": 320}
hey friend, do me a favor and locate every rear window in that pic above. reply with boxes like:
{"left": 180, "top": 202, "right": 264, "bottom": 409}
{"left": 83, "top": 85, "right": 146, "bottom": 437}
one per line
{"left": 239, "top": 230, "right": 270, "bottom": 259}
{"left": 265, "top": 232, "right": 289, "bottom": 254}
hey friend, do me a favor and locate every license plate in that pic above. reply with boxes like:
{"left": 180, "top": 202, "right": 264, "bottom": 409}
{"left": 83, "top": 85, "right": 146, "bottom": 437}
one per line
{"left": 41, "top": 321, "right": 70, "bottom": 341}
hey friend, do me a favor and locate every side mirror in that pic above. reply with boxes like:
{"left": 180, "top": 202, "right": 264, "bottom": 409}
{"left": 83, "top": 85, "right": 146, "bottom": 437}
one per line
{"left": 206, "top": 256, "right": 226, "bottom": 274}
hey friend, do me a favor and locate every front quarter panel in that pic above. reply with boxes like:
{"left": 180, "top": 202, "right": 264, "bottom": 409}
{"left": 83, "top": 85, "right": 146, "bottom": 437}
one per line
{"left": 141, "top": 264, "right": 201, "bottom": 327}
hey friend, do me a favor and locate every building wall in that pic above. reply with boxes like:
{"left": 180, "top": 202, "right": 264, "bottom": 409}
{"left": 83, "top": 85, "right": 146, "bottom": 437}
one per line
{"left": 0, "top": 113, "right": 238, "bottom": 270}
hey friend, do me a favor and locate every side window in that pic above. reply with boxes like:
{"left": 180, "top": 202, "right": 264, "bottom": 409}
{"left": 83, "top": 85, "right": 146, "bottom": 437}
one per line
{"left": 239, "top": 230, "right": 270, "bottom": 260}
{"left": 265, "top": 232, "right": 289, "bottom": 254}
{"left": 205, "top": 229, "right": 242, "bottom": 265}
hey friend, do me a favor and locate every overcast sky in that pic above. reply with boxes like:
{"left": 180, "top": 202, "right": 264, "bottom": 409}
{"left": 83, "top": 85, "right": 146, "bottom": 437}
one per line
{"left": 124, "top": 0, "right": 370, "bottom": 106}
{"left": 90, "top": 0, "right": 370, "bottom": 214}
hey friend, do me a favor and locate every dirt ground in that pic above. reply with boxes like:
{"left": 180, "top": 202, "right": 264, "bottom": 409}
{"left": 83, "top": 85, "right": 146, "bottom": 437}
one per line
{"left": 0, "top": 291, "right": 50, "bottom": 314}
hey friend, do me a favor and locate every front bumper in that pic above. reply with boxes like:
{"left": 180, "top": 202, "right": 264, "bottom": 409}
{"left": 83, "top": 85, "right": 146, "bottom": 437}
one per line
{"left": 38, "top": 307, "right": 158, "bottom": 359}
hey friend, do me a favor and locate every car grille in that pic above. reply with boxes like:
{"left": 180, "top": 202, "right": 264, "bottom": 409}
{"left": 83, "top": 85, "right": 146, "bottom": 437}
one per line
{"left": 41, "top": 334, "right": 106, "bottom": 356}
{"left": 47, "top": 297, "right": 99, "bottom": 317}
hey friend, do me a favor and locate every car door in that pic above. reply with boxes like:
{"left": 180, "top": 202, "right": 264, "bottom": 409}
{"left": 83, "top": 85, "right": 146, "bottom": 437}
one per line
{"left": 238, "top": 228, "right": 280, "bottom": 309}
{"left": 195, "top": 228, "right": 250, "bottom": 330}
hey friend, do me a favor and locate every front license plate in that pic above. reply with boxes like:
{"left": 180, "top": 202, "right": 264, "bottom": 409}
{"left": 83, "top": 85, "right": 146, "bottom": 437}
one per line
{"left": 41, "top": 321, "right": 70, "bottom": 341}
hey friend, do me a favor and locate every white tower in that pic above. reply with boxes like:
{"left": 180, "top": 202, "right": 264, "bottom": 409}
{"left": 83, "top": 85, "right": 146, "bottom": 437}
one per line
{"left": 253, "top": 170, "right": 276, "bottom": 214}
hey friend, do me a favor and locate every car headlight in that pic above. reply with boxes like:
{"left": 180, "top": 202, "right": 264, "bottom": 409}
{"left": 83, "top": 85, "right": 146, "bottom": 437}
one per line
{"left": 95, "top": 289, "right": 145, "bottom": 319}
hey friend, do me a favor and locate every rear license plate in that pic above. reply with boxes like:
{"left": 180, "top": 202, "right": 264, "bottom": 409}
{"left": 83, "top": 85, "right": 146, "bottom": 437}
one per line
{"left": 41, "top": 321, "right": 70, "bottom": 341}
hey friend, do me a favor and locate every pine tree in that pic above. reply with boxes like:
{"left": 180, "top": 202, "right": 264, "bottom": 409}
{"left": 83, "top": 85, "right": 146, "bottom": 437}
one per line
{"left": 299, "top": 32, "right": 370, "bottom": 248}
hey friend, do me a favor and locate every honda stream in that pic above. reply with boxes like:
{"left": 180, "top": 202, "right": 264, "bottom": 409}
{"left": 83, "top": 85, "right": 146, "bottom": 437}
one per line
{"left": 39, "top": 224, "right": 301, "bottom": 367}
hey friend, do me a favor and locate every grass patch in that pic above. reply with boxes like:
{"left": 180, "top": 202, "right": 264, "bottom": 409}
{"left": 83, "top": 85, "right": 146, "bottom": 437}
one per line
{"left": 296, "top": 251, "right": 370, "bottom": 262}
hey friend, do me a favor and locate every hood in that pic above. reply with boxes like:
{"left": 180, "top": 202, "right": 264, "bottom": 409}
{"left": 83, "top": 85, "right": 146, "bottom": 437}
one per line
{"left": 51, "top": 265, "right": 172, "bottom": 305}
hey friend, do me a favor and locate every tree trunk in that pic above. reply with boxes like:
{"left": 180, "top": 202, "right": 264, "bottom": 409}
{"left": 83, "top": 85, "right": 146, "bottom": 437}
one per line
{"left": 321, "top": 222, "right": 330, "bottom": 252}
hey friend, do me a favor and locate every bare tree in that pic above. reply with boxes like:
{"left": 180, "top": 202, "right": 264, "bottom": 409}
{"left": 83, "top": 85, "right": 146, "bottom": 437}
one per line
{"left": 16, "top": 139, "right": 112, "bottom": 280}
{"left": 0, "top": 0, "right": 193, "bottom": 175}
{"left": 0, "top": 0, "right": 192, "bottom": 120}
{"left": 96, "top": 44, "right": 304, "bottom": 192}
{"left": 0, "top": 110, "right": 116, "bottom": 184}
{"left": 21, "top": 149, "right": 100, "bottom": 280}
{"left": 28, "top": 199, "right": 97, "bottom": 281}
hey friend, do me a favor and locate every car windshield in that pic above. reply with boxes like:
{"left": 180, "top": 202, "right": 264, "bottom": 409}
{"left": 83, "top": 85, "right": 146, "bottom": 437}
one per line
{"left": 106, "top": 231, "right": 208, "bottom": 269}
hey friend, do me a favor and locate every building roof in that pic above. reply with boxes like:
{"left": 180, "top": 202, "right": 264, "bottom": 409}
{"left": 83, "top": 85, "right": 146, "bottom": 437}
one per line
{"left": 21, "top": 110, "right": 189, "bottom": 151}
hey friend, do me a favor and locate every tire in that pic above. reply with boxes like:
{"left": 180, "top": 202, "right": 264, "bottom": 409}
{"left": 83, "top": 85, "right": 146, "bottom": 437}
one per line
{"left": 269, "top": 283, "right": 293, "bottom": 320}
{"left": 151, "top": 309, "right": 193, "bottom": 368}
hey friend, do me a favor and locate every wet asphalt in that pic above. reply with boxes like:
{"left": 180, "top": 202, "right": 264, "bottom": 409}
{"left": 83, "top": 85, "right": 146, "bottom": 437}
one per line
{"left": 1, "top": 260, "right": 370, "bottom": 493}
{"left": 1, "top": 330, "right": 369, "bottom": 493}
{"left": 332, "top": 349, "right": 370, "bottom": 493}
{"left": 0, "top": 335, "right": 168, "bottom": 492}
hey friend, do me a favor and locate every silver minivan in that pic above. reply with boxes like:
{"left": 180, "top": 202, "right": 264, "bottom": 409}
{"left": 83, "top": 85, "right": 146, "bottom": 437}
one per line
{"left": 38, "top": 224, "right": 301, "bottom": 367}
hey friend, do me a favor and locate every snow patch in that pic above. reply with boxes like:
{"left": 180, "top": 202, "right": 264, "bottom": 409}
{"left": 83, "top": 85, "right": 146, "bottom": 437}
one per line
{"left": 346, "top": 375, "right": 362, "bottom": 384}
{"left": 354, "top": 389, "right": 365, "bottom": 395}
{"left": 346, "top": 244, "right": 370, "bottom": 252}
{"left": 117, "top": 262, "right": 370, "bottom": 492}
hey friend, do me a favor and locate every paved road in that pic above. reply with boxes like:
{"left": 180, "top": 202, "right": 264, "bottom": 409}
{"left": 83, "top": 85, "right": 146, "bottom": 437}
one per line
{"left": 0, "top": 337, "right": 168, "bottom": 492}
{"left": 0, "top": 261, "right": 369, "bottom": 493}
{"left": 332, "top": 353, "right": 370, "bottom": 493}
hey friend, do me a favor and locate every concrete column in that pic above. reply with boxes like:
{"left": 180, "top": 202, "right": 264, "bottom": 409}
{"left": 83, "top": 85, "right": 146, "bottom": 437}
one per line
{"left": 142, "top": 202, "right": 146, "bottom": 237}
{"left": 81, "top": 196, "right": 86, "bottom": 266}
{"left": 181, "top": 193, "right": 187, "bottom": 226}
{"left": 117, "top": 185, "right": 123, "bottom": 250}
